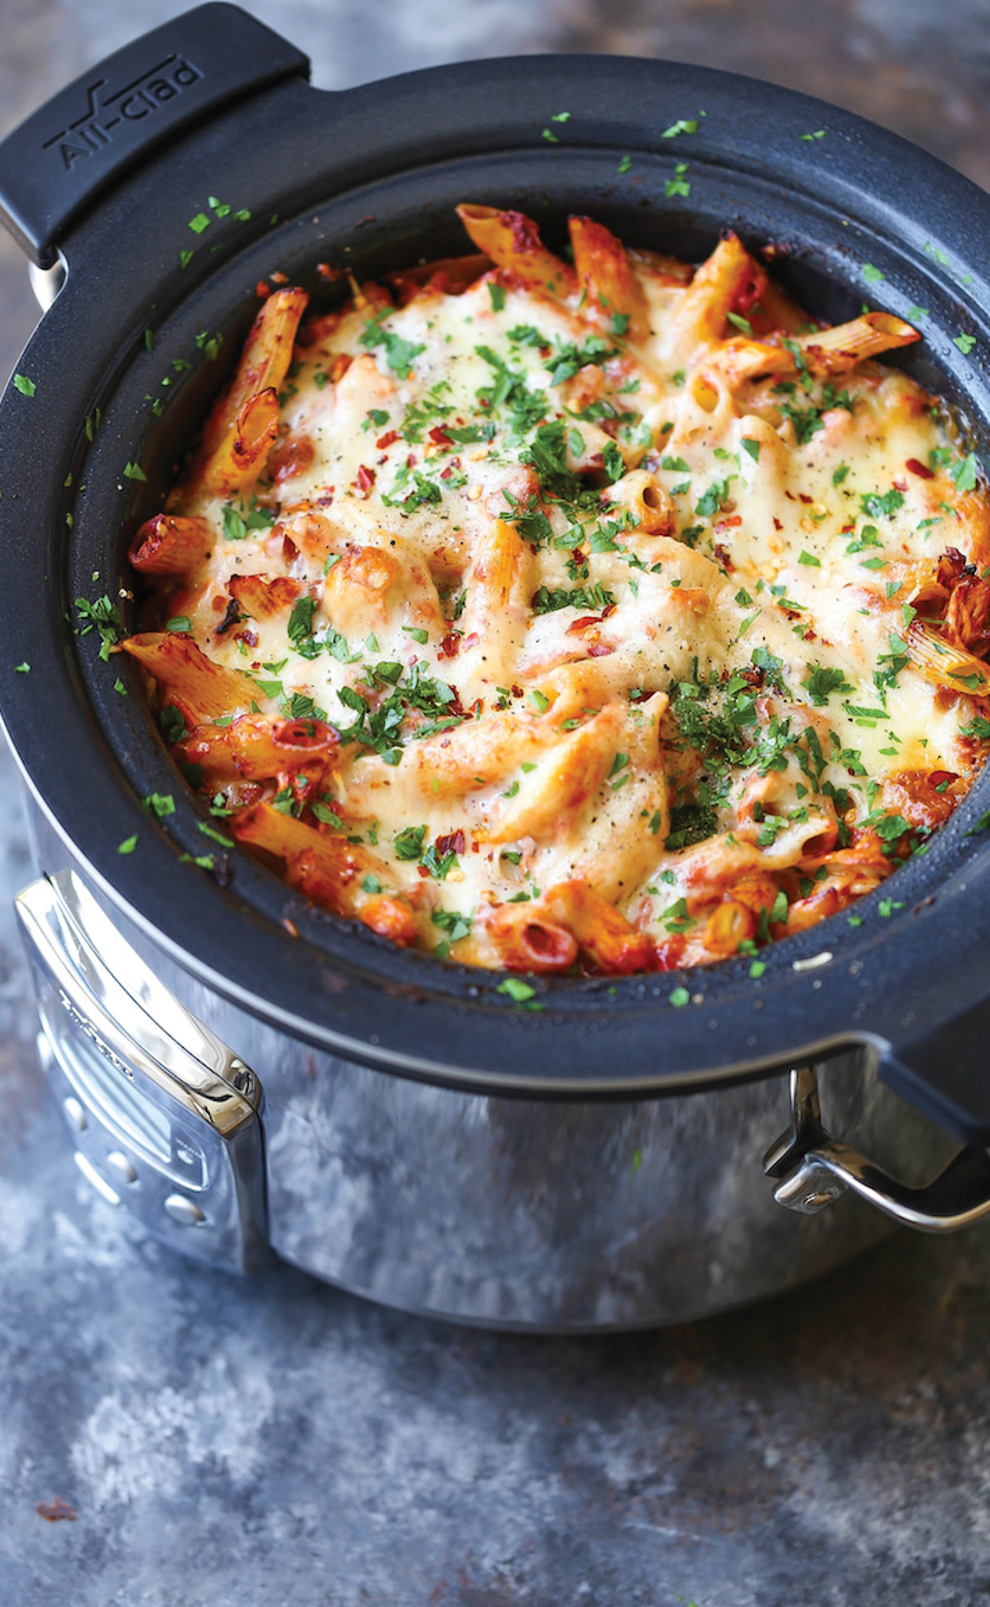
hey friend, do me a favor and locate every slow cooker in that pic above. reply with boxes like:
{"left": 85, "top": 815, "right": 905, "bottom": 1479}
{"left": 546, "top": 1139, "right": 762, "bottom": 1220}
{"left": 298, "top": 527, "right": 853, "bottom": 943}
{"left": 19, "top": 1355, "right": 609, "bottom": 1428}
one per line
{"left": 2, "top": 2, "right": 990, "bottom": 1330}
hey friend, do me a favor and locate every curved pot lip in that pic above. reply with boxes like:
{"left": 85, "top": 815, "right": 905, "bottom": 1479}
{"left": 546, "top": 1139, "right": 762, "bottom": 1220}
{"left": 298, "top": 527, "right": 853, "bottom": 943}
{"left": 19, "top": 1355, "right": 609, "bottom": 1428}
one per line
{"left": 2, "top": 51, "right": 990, "bottom": 1095}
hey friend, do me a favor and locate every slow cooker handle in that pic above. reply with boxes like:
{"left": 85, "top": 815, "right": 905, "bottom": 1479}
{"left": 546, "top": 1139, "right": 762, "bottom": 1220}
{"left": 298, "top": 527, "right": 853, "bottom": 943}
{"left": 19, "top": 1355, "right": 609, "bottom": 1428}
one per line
{"left": 0, "top": 3, "right": 309, "bottom": 268}
{"left": 764, "top": 1067, "right": 990, "bottom": 1233}
{"left": 16, "top": 869, "right": 272, "bottom": 1272}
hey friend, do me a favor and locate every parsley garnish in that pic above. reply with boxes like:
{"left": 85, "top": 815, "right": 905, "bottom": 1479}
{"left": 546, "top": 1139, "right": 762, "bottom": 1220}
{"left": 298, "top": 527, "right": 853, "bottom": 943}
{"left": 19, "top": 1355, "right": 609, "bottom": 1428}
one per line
{"left": 359, "top": 313, "right": 425, "bottom": 378}
{"left": 531, "top": 583, "right": 615, "bottom": 615}
{"left": 665, "top": 162, "right": 691, "bottom": 198}
{"left": 803, "top": 665, "right": 854, "bottom": 705}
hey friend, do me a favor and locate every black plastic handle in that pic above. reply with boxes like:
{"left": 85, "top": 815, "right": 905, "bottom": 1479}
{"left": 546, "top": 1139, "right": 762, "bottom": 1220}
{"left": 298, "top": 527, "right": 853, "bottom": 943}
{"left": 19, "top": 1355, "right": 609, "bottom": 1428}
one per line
{"left": 0, "top": 3, "right": 309, "bottom": 267}
{"left": 879, "top": 996, "right": 990, "bottom": 1148}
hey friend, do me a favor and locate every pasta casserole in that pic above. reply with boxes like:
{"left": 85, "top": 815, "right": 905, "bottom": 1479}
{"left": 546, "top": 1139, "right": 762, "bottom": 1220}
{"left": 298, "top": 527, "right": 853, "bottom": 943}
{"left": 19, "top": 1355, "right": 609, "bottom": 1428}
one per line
{"left": 120, "top": 205, "right": 990, "bottom": 975}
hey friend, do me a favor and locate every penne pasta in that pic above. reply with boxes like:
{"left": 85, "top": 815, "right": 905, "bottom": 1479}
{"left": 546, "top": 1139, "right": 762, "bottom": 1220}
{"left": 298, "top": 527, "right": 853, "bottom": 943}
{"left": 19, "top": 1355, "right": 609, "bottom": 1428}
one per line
{"left": 543, "top": 882, "right": 654, "bottom": 973}
{"left": 130, "top": 514, "right": 213, "bottom": 575}
{"left": 455, "top": 204, "right": 576, "bottom": 298}
{"left": 121, "top": 632, "right": 256, "bottom": 725}
{"left": 121, "top": 203, "right": 990, "bottom": 977}
{"left": 569, "top": 215, "right": 651, "bottom": 339}
{"left": 796, "top": 311, "right": 920, "bottom": 375}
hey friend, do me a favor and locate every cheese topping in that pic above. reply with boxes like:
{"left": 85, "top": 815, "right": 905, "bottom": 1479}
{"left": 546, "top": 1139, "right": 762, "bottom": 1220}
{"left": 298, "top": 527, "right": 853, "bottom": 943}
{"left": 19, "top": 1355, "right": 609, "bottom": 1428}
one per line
{"left": 123, "top": 210, "right": 990, "bottom": 976}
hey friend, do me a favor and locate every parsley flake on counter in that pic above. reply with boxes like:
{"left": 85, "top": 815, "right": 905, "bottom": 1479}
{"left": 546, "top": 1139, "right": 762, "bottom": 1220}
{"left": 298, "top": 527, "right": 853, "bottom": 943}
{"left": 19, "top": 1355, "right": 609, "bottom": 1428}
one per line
{"left": 669, "top": 986, "right": 690, "bottom": 1007}
{"left": 117, "top": 835, "right": 138, "bottom": 855}
{"left": 954, "top": 332, "right": 976, "bottom": 355}
{"left": 12, "top": 374, "right": 35, "bottom": 397}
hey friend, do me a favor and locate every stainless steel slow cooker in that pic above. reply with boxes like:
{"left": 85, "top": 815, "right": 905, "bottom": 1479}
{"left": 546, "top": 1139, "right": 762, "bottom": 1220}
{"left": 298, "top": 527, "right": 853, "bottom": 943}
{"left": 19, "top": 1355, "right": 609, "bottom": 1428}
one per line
{"left": 3, "top": 2, "right": 990, "bottom": 1330}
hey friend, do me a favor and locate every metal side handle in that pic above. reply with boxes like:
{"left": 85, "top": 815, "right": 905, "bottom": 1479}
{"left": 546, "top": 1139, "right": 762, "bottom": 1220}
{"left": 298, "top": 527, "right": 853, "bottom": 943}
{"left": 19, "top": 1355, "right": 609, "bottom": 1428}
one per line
{"left": 17, "top": 869, "right": 271, "bottom": 1272}
{"left": 764, "top": 1066, "right": 990, "bottom": 1234}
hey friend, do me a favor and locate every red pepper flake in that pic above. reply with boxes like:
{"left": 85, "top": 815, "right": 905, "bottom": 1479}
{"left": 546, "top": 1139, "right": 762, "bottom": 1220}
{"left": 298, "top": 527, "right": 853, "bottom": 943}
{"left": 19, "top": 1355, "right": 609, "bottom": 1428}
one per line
{"left": 417, "top": 864, "right": 430, "bottom": 877}
{"left": 714, "top": 515, "right": 742, "bottom": 531}
{"left": 567, "top": 615, "right": 603, "bottom": 633}
{"left": 376, "top": 430, "right": 400, "bottom": 449}
{"left": 255, "top": 280, "right": 271, "bottom": 299}
{"left": 892, "top": 477, "right": 908, "bottom": 492}
{"left": 906, "top": 457, "right": 935, "bottom": 480}
{"left": 282, "top": 535, "right": 300, "bottom": 561}
{"left": 429, "top": 425, "right": 455, "bottom": 447}
{"left": 236, "top": 628, "right": 259, "bottom": 648}
{"left": 462, "top": 632, "right": 480, "bottom": 651}
{"left": 316, "top": 262, "right": 342, "bottom": 282}
{"left": 438, "top": 631, "right": 461, "bottom": 659}
{"left": 930, "top": 769, "right": 958, "bottom": 788}
{"left": 587, "top": 643, "right": 613, "bottom": 658}
{"left": 354, "top": 465, "right": 376, "bottom": 495}
{"left": 435, "top": 829, "right": 466, "bottom": 857}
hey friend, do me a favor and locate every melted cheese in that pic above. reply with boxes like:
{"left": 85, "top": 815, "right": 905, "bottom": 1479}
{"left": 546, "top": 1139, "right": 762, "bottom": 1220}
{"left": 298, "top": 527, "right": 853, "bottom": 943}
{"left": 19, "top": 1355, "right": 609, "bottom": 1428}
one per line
{"left": 153, "top": 231, "right": 990, "bottom": 973}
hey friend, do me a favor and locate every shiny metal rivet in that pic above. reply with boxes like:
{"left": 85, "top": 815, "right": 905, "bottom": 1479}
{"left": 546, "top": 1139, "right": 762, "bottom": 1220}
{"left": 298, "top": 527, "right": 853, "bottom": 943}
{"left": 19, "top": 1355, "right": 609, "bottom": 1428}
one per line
{"left": 163, "top": 1193, "right": 205, "bottom": 1227}
{"left": 105, "top": 1151, "right": 137, "bottom": 1186}
{"left": 63, "top": 1096, "right": 87, "bottom": 1133}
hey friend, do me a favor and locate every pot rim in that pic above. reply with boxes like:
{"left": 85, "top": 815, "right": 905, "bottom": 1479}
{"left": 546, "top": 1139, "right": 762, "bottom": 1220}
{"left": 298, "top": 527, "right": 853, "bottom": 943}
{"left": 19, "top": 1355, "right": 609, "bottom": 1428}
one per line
{"left": 3, "top": 51, "right": 990, "bottom": 1101}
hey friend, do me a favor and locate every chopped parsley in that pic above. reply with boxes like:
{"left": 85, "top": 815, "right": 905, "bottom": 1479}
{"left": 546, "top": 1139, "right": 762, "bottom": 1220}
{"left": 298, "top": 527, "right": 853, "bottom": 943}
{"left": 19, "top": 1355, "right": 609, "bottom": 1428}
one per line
{"left": 803, "top": 665, "right": 854, "bottom": 705}
{"left": 531, "top": 583, "right": 616, "bottom": 615}
{"left": 665, "top": 162, "right": 691, "bottom": 199}
{"left": 75, "top": 594, "right": 122, "bottom": 661}
{"left": 359, "top": 312, "right": 425, "bottom": 378}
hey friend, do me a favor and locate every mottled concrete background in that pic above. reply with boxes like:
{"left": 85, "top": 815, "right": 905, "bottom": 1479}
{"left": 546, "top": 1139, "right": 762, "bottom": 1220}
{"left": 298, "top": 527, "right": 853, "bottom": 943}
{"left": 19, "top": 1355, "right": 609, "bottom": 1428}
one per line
{"left": 3, "top": 2, "right": 990, "bottom": 1603}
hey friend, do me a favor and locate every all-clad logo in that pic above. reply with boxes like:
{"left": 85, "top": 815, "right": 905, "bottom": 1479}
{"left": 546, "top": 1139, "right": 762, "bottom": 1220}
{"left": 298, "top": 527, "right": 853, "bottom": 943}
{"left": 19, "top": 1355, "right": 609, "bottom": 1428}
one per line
{"left": 57, "top": 987, "right": 135, "bottom": 1082}
{"left": 43, "top": 54, "right": 204, "bottom": 170}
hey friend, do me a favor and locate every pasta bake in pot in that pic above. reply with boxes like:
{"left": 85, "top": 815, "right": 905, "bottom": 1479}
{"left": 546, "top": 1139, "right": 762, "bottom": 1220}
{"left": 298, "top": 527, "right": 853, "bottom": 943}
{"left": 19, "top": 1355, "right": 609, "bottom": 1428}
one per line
{"left": 124, "top": 207, "right": 990, "bottom": 977}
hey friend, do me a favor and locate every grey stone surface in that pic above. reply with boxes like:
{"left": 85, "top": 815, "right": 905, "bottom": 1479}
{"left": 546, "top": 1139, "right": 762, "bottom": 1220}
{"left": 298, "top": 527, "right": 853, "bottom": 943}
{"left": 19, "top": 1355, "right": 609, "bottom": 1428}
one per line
{"left": 3, "top": 1, "right": 990, "bottom": 1602}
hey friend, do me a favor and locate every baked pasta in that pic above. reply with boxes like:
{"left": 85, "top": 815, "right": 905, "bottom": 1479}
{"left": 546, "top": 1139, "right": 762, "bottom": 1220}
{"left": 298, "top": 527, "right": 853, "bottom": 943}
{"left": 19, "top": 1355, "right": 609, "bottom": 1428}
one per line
{"left": 122, "top": 206, "right": 990, "bottom": 975}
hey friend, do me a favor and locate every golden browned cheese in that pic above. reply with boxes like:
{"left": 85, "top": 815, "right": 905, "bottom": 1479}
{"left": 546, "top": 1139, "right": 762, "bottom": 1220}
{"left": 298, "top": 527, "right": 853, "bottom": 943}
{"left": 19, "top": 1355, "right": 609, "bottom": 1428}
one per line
{"left": 122, "top": 212, "right": 990, "bottom": 974}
